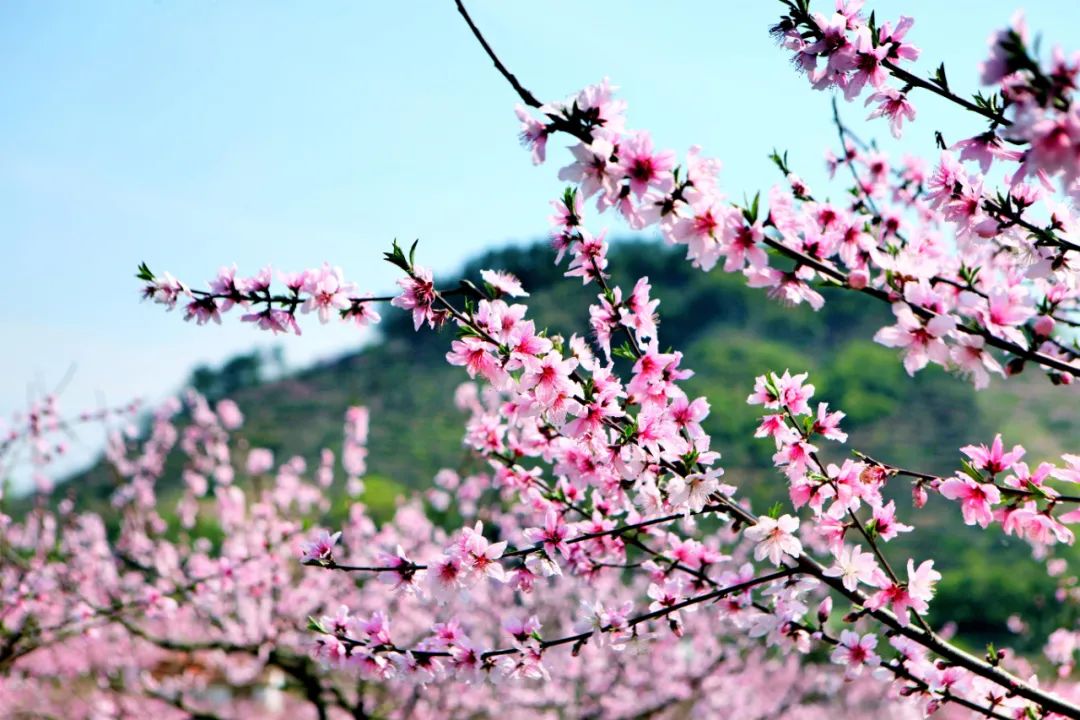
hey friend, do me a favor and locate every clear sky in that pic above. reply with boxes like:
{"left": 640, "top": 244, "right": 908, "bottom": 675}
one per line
{"left": 2, "top": 1, "right": 1076, "bottom": 485}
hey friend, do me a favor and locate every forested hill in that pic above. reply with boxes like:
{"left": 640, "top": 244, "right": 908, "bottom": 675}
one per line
{"left": 63, "top": 238, "right": 1080, "bottom": 648}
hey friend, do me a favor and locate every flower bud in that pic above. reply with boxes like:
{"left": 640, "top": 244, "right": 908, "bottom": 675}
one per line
{"left": 817, "top": 596, "right": 833, "bottom": 625}
{"left": 912, "top": 484, "right": 929, "bottom": 509}
{"left": 1033, "top": 315, "right": 1055, "bottom": 337}
{"left": 847, "top": 269, "right": 869, "bottom": 290}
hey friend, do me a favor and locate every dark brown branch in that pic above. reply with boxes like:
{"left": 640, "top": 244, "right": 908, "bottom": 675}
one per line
{"left": 758, "top": 235, "right": 1080, "bottom": 377}
{"left": 331, "top": 568, "right": 792, "bottom": 660}
{"left": 450, "top": 13, "right": 1080, "bottom": 711}
{"left": 881, "top": 59, "right": 1010, "bottom": 127}
{"left": 455, "top": 1, "right": 542, "bottom": 109}
{"left": 312, "top": 505, "right": 723, "bottom": 573}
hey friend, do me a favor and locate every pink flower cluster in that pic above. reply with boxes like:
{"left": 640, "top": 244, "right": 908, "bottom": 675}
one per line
{"left": 289, "top": 228, "right": 1079, "bottom": 716}
{"left": 119, "top": 1, "right": 1080, "bottom": 717}
{"left": 2, "top": 391, "right": 385, "bottom": 718}
{"left": 774, "top": 1, "right": 920, "bottom": 136}
{"left": 936, "top": 436, "right": 1080, "bottom": 547}
{"left": 747, "top": 370, "right": 944, "bottom": 626}
{"left": 518, "top": 67, "right": 1080, "bottom": 388}
{"left": 977, "top": 13, "right": 1080, "bottom": 202}
{"left": 140, "top": 261, "right": 381, "bottom": 334}
{"left": 0, "top": 393, "right": 140, "bottom": 494}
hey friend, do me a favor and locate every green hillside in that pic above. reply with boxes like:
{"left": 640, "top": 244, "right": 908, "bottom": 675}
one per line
{"left": 51, "top": 238, "right": 1080, "bottom": 653}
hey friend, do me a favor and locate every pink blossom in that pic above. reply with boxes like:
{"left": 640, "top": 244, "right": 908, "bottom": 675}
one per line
{"left": 962, "top": 434, "right": 1025, "bottom": 474}
{"left": 1054, "top": 454, "right": 1080, "bottom": 485}
{"left": 428, "top": 553, "right": 465, "bottom": 599}
{"left": 745, "top": 514, "right": 802, "bottom": 566}
{"left": 776, "top": 371, "right": 816, "bottom": 416}
{"left": 143, "top": 271, "right": 188, "bottom": 309}
{"left": 748, "top": 370, "right": 815, "bottom": 416}
{"left": 619, "top": 277, "right": 660, "bottom": 341}
{"left": 302, "top": 263, "right": 354, "bottom": 323}
{"left": 1046, "top": 628, "right": 1079, "bottom": 669}
{"left": 245, "top": 448, "right": 274, "bottom": 476}
{"left": 618, "top": 131, "right": 675, "bottom": 198}
{"left": 377, "top": 545, "right": 423, "bottom": 594}
{"left": 460, "top": 521, "right": 509, "bottom": 583}
{"left": 811, "top": 403, "right": 847, "bottom": 442}
{"left": 667, "top": 467, "right": 725, "bottom": 515}
{"left": 345, "top": 294, "right": 382, "bottom": 328}
{"left": 979, "top": 12, "right": 1028, "bottom": 85}
{"left": 519, "top": 351, "right": 579, "bottom": 408}
{"left": 939, "top": 476, "right": 1001, "bottom": 528}
{"left": 950, "top": 334, "right": 1005, "bottom": 389}
{"left": 184, "top": 297, "right": 221, "bottom": 325}
{"left": 871, "top": 501, "right": 912, "bottom": 542}
{"left": 558, "top": 138, "right": 619, "bottom": 200}
{"left": 865, "top": 88, "right": 916, "bottom": 138}
{"left": 215, "top": 399, "right": 244, "bottom": 430}
{"left": 564, "top": 228, "right": 610, "bottom": 285}
{"left": 824, "top": 544, "right": 879, "bottom": 591}
{"left": 866, "top": 559, "right": 940, "bottom": 625}
{"left": 514, "top": 105, "right": 548, "bottom": 164}
{"left": 952, "top": 132, "right": 1024, "bottom": 173}
{"left": 981, "top": 287, "right": 1036, "bottom": 342}
{"left": 480, "top": 269, "right": 529, "bottom": 297}
{"left": 523, "top": 510, "right": 571, "bottom": 559}
{"left": 391, "top": 266, "right": 439, "bottom": 330}
{"left": 873, "top": 303, "right": 954, "bottom": 375}
{"left": 846, "top": 27, "right": 889, "bottom": 99}
{"left": 575, "top": 599, "right": 633, "bottom": 648}
{"left": 300, "top": 529, "right": 341, "bottom": 564}
{"left": 722, "top": 219, "right": 767, "bottom": 273}
{"left": 667, "top": 200, "right": 735, "bottom": 272}
{"left": 745, "top": 267, "right": 825, "bottom": 311}
{"left": 830, "top": 630, "right": 880, "bottom": 678}
{"left": 446, "top": 336, "right": 509, "bottom": 388}
{"left": 647, "top": 578, "right": 691, "bottom": 627}
{"left": 241, "top": 308, "right": 301, "bottom": 335}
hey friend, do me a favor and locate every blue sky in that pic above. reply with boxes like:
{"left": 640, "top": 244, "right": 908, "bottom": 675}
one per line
{"left": 3, "top": 1, "right": 1076, "bottom": 484}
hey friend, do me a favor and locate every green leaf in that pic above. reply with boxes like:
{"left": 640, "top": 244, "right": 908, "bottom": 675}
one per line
{"left": 932, "top": 63, "right": 950, "bottom": 92}
{"left": 457, "top": 278, "right": 484, "bottom": 300}
{"left": 383, "top": 239, "right": 412, "bottom": 272}
{"left": 960, "top": 459, "right": 984, "bottom": 483}
{"left": 768, "top": 149, "right": 791, "bottom": 175}
{"left": 135, "top": 262, "right": 155, "bottom": 282}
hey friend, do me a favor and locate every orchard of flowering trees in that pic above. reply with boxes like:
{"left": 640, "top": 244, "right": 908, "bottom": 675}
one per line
{"left": 5, "top": 1, "right": 1080, "bottom": 717}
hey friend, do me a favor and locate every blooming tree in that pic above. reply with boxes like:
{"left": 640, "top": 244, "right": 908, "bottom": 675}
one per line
{"left": 1, "top": 379, "right": 926, "bottom": 719}
{"left": 7, "top": 0, "right": 1080, "bottom": 717}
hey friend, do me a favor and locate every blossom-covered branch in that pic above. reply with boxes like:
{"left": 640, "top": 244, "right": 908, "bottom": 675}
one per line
{"left": 106, "top": 2, "right": 1080, "bottom": 717}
